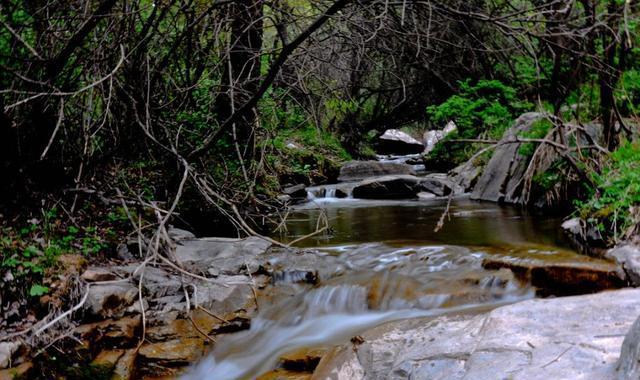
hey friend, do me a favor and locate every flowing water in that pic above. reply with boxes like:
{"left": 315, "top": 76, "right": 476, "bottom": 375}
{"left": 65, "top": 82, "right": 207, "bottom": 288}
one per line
{"left": 185, "top": 196, "right": 601, "bottom": 379}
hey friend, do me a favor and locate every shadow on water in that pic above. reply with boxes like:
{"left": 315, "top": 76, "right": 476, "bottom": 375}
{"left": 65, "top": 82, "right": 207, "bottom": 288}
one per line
{"left": 283, "top": 197, "right": 570, "bottom": 249}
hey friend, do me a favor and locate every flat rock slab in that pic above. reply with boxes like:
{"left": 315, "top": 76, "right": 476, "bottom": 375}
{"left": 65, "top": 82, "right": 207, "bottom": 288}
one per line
{"left": 313, "top": 288, "right": 640, "bottom": 380}
{"left": 174, "top": 236, "right": 272, "bottom": 275}
{"left": 338, "top": 161, "right": 416, "bottom": 182}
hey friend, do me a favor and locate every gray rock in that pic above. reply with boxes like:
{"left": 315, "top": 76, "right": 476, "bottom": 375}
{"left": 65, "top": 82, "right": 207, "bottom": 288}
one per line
{"left": 608, "top": 245, "right": 640, "bottom": 286}
{"left": 283, "top": 184, "right": 307, "bottom": 199}
{"left": 338, "top": 161, "right": 416, "bottom": 182}
{"left": 352, "top": 175, "right": 421, "bottom": 199}
{"left": 617, "top": 314, "right": 640, "bottom": 380}
{"left": 449, "top": 160, "right": 481, "bottom": 192}
{"left": 471, "top": 112, "right": 545, "bottom": 203}
{"left": 85, "top": 283, "right": 138, "bottom": 318}
{"left": 173, "top": 236, "right": 272, "bottom": 275}
{"left": 562, "top": 217, "right": 583, "bottom": 237}
{"left": 315, "top": 288, "right": 640, "bottom": 379}
{"left": 378, "top": 129, "right": 424, "bottom": 155}
{"left": 419, "top": 174, "right": 462, "bottom": 196}
{"left": 423, "top": 121, "right": 457, "bottom": 154}
{"left": 0, "top": 342, "right": 20, "bottom": 369}
{"left": 168, "top": 227, "right": 196, "bottom": 241}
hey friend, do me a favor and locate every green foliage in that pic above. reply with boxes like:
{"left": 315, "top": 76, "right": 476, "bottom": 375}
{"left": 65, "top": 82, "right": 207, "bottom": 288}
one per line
{"left": 577, "top": 141, "right": 640, "bottom": 242}
{"left": 1, "top": 207, "right": 115, "bottom": 302}
{"left": 425, "top": 79, "right": 533, "bottom": 168}
{"left": 618, "top": 69, "right": 640, "bottom": 115}
{"left": 518, "top": 119, "right": 553, "bottom": 157}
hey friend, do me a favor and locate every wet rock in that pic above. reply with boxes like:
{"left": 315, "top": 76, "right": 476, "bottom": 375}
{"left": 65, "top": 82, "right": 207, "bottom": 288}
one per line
{"left": 471, "top": 112, "right": 545, "bottom": 203}
{"left": 85, "top": 283, "right": 138, "bottom": 318}
{"left": 314, "top": 288, "right": 640, "bottom": 379}
{"left": 0, "top": 342, "right": 20, "bottom": 369}
{"left": 281, "top": 348, "right": 327, "bottom": 372}
{"left": 608, "top": 245, "right": 640, "bottom": 286}
{"left": 81, "top": 267, "right": 117, "bottom": 282}
{"left": 423, "top": 121, "right": 457, "bottom": 154}
{"left": 337, "top": 161, "right": 416, "bottom": 182}
{"left": 174, "top": 236, "right": 272, "bottom": 275}
{"left": 258, "top": 368, "right": 313, "bottom": 380}
{"left": 139, "top": 338, "right": 205, "bottom": 364}
{"left": 482, "top": 257, "right": 624, "bottom": 295}
{"left": 352, "top": 175, "right": 421, "bottom": 199}
{"left": 417, "top": 192, "right": 436, "bottom": 200}
{"left": 377, "top": 129, "right": 424, "bottom": 155}
{"left": 283, "top": 184, "right": 307, "bottom": 199}
{"left": 617, "top": 315, "right": 640, "bottom": 380}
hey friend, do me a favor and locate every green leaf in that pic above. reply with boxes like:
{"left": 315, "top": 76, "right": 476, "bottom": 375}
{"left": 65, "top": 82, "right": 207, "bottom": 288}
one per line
{"left": 29, "top": 284, "right": 49, "bottom": 297}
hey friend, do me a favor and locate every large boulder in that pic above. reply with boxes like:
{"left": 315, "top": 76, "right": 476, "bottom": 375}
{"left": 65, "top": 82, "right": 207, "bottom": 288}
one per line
{"left": 617, "top": 314, "right": 640, "bottom": 380}
{"left": 314, "top": 288, "right": 640, "bottom": 379}
{"left": 471, "top": 112, "right": 545, "bottom": 203}
{"left": 352, "top": 175, "right": 421, "bottom": 199}
{"left": 377, "top": 129, "right": 424, "bottom": 155}
{"left": 608, "top": 244, "right": 640, "bottom": 286}
{"left": 423, "top": 121, "right": 457, "bottom": 154}
{"left": 338, "top": 161, "right": 416, "bottom": 182}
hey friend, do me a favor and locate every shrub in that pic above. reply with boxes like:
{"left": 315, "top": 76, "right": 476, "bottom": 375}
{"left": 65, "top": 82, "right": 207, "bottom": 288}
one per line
{"left": 425, "top": 79, "right": 533, "bottom": 168}
{"left": 577, "top": 141, "right": 640, "bottom": 242}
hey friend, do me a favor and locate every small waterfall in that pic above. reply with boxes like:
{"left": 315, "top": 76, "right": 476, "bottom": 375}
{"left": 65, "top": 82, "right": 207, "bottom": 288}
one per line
{"left": 182, "top": 267, "right": 528, "bottom": 380}
{"left": 305, "top": 184, "right": 352, "bottom": 202}
{"left": 182, "top": 282, "right": 440, "bottom": 380}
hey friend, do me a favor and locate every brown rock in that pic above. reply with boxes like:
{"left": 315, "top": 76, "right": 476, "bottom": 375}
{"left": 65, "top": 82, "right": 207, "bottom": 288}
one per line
{"left": 113, "top": 349, "right": 137, "bottom": 380}
{"left": 280, "top": 348, "right": 327, "bottom": 372}
{"left": 92, "top": 349, "right": 125, "bottom": 368}
{"left": 482, "top": 257, "right": 625, "bottom": 296}
{"left": 75, "top": 315, "right": 141, "bottom": 347}
{"left": 138, "top": 338, "right": 205, "bottom": 363}
{"left": 81, "top": 267, "right": 117, "bottom": 282}
{"left": 257, "top": 368, "right": 312, "bottom": 380}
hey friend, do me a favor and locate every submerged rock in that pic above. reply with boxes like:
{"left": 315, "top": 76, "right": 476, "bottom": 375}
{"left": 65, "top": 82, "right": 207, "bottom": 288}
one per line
{"left": 314, "top": 288, "right": 640, "bottom": 379}
{"left": 338, "top": 161, "right": 416, "bottom": 182}
{"left": 377, "top": 129, "right": 424, "bottom": 155}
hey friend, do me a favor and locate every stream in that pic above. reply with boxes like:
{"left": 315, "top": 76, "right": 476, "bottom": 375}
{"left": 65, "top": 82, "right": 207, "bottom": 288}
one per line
{"left": 184, "top": 194, "right": 609, "bottom": 379}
